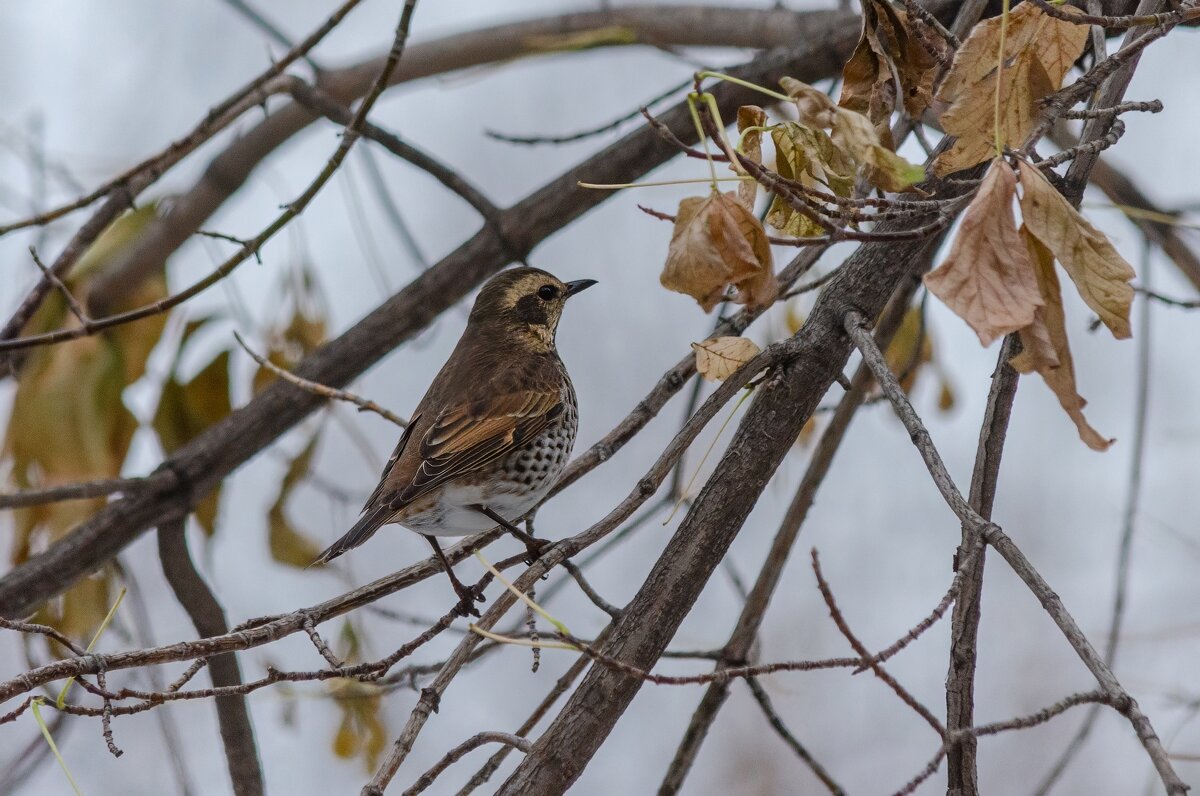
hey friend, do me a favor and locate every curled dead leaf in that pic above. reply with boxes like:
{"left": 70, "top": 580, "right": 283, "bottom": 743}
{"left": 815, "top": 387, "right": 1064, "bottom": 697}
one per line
{"left": 661, "top": 192, "right": 776, "bottom": 312}
{"left": 1016, "top": 159, "right": 1134, "bottom": 339}
{"left": 1011, "top": 228, "right": 1113, "bottom": 451}
{"left": 691, "top": 336, "right": 762, "bottom": 381}
{"left": 839, "top": 0, "right": 939, "bottom": 136}
{"left": 924, "top": 159, "right": 1043, "bottom": 345}
{"left": 780, "top": 76, "right": 838, "bottom": 128}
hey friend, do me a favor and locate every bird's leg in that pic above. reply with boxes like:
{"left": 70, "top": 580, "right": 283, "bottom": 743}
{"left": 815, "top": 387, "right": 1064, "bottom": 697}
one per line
{"left": 424, "top": 535, "right": 484, "bottom": 617}
{"left": 477, "top": 506, "right": 549, "bottom": 564}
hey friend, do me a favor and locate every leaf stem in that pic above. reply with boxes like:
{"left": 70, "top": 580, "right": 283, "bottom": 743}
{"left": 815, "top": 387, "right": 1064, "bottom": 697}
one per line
{"left": 687, "top": 93, "right": 720, "bottom": 192}
{"left": 578, "top": 176, "right": 751, "bottom": 190}
{"left": 696, "top": 70, "right": 792, "bottom": 103}
{"left": 32, "top": 699, "right": 83, "bottom": 796}
{"left": 473, "top": 551, "right": 570, "bottom": 636}
{"left": 993, "top": 0, "right": 1012, "bottom": 157}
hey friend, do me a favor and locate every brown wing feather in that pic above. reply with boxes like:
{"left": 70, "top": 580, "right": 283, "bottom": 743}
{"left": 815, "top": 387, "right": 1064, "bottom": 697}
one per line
{"left": 361, "top": 415, "right": 419, "bottom": 512}
{"left": 392, "top": 390, "right": 563, "bottom": 509}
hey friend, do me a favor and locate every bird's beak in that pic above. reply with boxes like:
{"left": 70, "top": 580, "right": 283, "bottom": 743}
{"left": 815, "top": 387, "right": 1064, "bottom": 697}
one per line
{"left": 564, "top": 279, "right": 598, "bottom": 298}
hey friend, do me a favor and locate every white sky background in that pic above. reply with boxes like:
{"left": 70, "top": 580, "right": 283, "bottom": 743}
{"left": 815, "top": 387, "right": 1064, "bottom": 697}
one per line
{"left": 0, "top": 1, "right": 1198, "bottom": 794}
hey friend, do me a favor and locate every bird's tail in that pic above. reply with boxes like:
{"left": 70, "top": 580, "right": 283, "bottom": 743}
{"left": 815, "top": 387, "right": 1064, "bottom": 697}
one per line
{"left": 311, "top": 506, "right": 389, "bottom": 567}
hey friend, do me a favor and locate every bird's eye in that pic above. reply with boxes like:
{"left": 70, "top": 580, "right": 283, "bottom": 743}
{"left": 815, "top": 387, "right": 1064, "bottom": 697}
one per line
{"left": 537, "top": 284, "right": 559, "bottom": 300}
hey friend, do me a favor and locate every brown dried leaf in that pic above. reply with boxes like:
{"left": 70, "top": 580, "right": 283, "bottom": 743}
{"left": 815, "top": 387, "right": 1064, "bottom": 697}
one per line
{"left": 924, "top": 159, "right": 1042, "bottom": 345}
{"left": 934, "top": 3, "right": 1088, "bottom": 175}
{"left": 734, "top": 105, "right": 767, "bottom": 210}
{"left": 1011, "top": 228, "right": 1113, "bottom": 450}
{"left": 936, "top": 54, "right": 1053, "bottom": 176}
{"left": 1016, "top": 159, "right": 1134, "bottom": 338}
{"left": 780, "top": 77, "right": 838, "bottom": 128}
{"left": 839, "top": 0, "right": 939, "bottom": 131}
{"left": 692, "top": 336, "right": 762, "bottom": 382}
{"left": 662, "top": 192, "right": 775, "bottom": 312}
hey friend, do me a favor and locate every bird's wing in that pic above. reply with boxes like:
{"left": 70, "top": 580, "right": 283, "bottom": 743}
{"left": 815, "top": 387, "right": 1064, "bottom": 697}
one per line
{"left": 393, "top": 389, "right": 563, "bottom": 508}
{"left": 362, "top": 415, "right": 419, "bottom": 512}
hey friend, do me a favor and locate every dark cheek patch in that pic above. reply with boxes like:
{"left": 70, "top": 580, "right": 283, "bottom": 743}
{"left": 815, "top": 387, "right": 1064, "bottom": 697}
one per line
{"left": 515, "top": 294, "right": 548, "bottom": 326}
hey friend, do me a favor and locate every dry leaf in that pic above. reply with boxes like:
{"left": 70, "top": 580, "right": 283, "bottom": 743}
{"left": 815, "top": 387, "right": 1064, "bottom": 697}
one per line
{"left": 662, "top": 192, "right": 776, "bottom": 312}
{"left": 767, "top": 123, "right": 854, "bottom": 237}
{"left": 924, "top": 159, "right": 1043, "bottom": 345}
{"left": 840, "top": 0, "right": 939, "bottom": 133}
{"left": 934, "top": 3, "right": 1088, "bottom": 175}
{"left": 884, "top": 306, "right": 934, "bottom": 394}
{"left": 831, "top": 109, "right": 927, "bottom": 192}
{"left": 1016, "top": 159, "right": 1134, "bottom": 338}
{"left": 1011, "top": 228, "right": 1113, "bottom": 450}
{"left": 691, "top": 337, "right": 762, "bottom": 381}
{"left": 4, "top": 204, "right": 168, "bottom": 639}
{"left": 268, "top": 433, "right": 327, "bottom": 567}
{"left": 734, "top": 105, "right": 767, "bottom": 210}
{"left": 781, "top": 76, "right": 839, "bottom": 128}
{"left": 153, "top": 349, "right": 232, "bottom": 535}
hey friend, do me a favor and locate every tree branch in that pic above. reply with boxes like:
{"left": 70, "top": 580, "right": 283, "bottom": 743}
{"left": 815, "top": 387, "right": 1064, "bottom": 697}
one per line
{"left": 156, "top": 517, "right": 263, "bottom": 796}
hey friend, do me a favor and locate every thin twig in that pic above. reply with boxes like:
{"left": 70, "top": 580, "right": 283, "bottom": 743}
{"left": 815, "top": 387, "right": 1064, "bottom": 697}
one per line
{"left": 234, "top": 331, "right": 407, "bottom": 427}
{"left": 844, "top": 311, "right": 1188, "bottom": 796}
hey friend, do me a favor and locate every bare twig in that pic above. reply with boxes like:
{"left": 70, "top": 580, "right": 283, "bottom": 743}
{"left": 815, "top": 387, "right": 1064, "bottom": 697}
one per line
{"left": 844, "top": 311, "right": 1188, "bottom": 796}
{"left": 234, "top": 332, "right": 407, "bottom": 427}
{"left": 399, "top": 732, "right": 531, "bottom": 796}
{"left": 744, "top": 677, "right": 846, "bottom": 795}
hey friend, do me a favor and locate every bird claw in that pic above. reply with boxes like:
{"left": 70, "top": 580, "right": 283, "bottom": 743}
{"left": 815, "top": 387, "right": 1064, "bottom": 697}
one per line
{"left": 451, "top": 583, "right": 486, "bottom": 618}
{"left": 522, "top": 538, "right": 550, "bottom": 566}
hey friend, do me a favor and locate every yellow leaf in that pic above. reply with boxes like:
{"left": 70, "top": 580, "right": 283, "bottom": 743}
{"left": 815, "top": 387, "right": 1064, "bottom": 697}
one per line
{"left": 252, "top": 267, "right": 328, "bottom": 395}
{"left": 332, "top": 711, "right": 360, "bottom": 760}
{"left": 662, "top": 192, "right": 776, "bottom": 312}
{"left": 268, "top": 434, "right": 327, "bottom": 568}
{"left": 924, "top": 159, "right": 1043, "bottom": 345}
{"left": 328, "top": 677, "right": 388, "bottom": 772}
{"left": 767, "top": 123, "right": 853, "bottom": 237}
{"left": 937, "top": 380, "right": 956, "bottom": 412}
{"left": 734, "top": 105, "right": 767, "bottom": 210}
{"left": 152, "top": 350, "right": 232, "bottom": 535}
{"left": 884, "top": 306, "right": 934, "bottom": 394}
{"left": 1011, "top": 229, "right": 1113, "bottom": 450}
{"left": 691, "top": 337, "right": 762, "bottom": 381}
{"left": 1016, "top": 159, "right": 1135, "bottom": 339}
{"left": 831, "top": 108, "right": 927, "bottom": 192}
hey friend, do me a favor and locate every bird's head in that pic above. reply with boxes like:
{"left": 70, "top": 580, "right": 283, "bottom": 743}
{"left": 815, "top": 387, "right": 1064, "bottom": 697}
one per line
{"left": 468, "top": 267, "right": 597, "bottom": 350}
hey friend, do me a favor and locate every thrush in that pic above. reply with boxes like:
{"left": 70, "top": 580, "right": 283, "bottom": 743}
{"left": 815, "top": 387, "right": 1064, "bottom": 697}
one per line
{"left": 315, "top": 267, "right": 596, "bottom": 616}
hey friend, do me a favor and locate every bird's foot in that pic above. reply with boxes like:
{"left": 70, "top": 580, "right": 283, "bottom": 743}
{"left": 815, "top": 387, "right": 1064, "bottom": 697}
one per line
{"left": 522, "top": 537, "right": 551, "bottom": 566}
{"left": 451, "top": 582, "right": 486, "bottom": 618}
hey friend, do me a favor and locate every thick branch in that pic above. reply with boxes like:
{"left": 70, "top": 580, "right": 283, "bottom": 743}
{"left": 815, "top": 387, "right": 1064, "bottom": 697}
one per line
{"left": 658, "top": 274, "right": 924, "bottom": 794}
{"left": 157, "top": 517, "right": 263, "bottom": 796}
{"left": 945, "top": 335, "right": 1021, "bottom": 796}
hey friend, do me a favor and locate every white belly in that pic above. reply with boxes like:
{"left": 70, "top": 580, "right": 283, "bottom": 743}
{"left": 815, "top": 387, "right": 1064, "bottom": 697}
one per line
{"left": 393, "top": 480, "right": 554, "bottom": 537}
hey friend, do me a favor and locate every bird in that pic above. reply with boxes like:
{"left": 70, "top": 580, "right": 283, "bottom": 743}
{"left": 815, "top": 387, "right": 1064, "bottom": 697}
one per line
{"left": 314, "top": 267, "right": 597, "bottom": 616}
